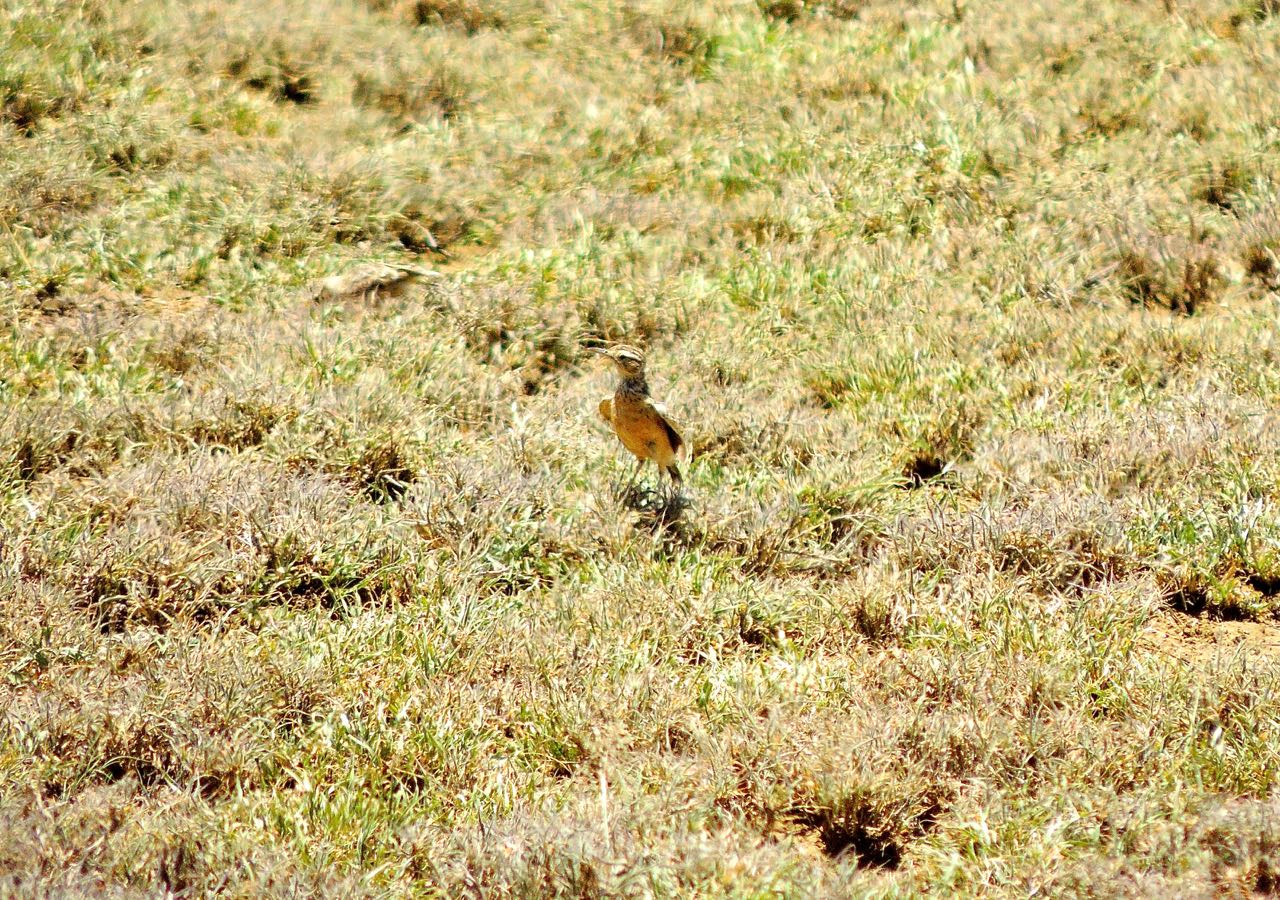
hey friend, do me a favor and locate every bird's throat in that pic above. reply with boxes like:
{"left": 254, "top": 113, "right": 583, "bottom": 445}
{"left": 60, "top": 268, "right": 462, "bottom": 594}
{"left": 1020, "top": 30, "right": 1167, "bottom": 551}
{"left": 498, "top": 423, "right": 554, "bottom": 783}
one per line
{"left": 617, "top": 374, "right": 650, "bottom": 396}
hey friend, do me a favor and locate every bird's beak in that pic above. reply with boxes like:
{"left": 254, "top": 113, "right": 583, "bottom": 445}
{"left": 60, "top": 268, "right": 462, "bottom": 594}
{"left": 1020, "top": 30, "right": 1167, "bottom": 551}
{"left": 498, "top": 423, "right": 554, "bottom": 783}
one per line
{"left": 587, "top": 347, "right": 609, "bottom": 357}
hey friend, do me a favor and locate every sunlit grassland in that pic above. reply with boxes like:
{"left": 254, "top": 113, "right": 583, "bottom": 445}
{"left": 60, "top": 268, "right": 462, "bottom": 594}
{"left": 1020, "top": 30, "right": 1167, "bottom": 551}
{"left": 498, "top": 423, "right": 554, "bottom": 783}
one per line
{"left": 3, "top": 0, "right": 1280, "bottom": 895}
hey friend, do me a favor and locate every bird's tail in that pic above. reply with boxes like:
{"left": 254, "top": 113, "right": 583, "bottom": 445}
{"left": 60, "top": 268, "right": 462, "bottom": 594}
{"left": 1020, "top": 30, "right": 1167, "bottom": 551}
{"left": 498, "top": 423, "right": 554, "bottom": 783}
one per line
{"left": 665, "top": 463, "right": 682, "bottom": 486}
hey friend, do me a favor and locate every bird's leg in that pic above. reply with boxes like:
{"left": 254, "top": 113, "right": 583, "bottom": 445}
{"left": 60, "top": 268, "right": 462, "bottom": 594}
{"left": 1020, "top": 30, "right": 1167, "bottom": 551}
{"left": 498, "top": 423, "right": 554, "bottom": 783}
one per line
{"left": 663, "top": 467, "right": 681, "bottom": 505}
{"left": 618, "top": 456, "right": 643, "bottom": 501}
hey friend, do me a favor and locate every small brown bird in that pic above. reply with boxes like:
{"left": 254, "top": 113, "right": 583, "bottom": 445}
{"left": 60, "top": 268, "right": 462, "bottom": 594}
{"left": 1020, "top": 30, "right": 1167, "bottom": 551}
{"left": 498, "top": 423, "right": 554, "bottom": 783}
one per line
{"left": 312, "top": 263, "right": 441, "bottom": 303}
{"left": 592, "top": 345, "right": 685, "bottom": 492}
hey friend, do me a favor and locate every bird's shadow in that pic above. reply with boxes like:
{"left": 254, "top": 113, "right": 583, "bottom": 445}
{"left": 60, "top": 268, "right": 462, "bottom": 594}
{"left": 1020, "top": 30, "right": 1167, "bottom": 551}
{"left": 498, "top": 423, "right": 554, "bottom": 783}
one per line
{"left": 615, "top": 481, "right": 692, "bottom": 531}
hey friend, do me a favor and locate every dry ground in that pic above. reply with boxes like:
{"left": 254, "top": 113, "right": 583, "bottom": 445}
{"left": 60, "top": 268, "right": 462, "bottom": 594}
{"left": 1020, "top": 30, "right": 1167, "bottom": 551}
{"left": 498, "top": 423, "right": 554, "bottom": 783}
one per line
{"left": 4, "top": 0, "right": 1280, "bottom": 895}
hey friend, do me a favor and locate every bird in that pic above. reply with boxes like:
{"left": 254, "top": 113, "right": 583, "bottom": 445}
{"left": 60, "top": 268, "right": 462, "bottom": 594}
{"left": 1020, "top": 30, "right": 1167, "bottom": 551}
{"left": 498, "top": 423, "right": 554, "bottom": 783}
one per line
{"left": 591, "top": 344, "right": 686, "bottom": 494}
{"left": 312, "top": 262, "right": 441, "bottom": 303}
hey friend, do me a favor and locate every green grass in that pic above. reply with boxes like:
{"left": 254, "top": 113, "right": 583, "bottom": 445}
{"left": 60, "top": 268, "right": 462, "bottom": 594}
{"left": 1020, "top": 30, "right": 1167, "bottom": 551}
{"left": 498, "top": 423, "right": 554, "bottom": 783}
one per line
{"left": 4, "top": 0, "right": 1280, "bottom": 894}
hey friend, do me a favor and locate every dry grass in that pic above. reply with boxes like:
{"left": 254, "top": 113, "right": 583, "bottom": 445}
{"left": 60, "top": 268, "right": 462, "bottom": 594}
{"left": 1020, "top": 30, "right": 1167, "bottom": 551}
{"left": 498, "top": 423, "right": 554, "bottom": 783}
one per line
{"left": 4, "top": 0, "right": 1280, "bottom": 894}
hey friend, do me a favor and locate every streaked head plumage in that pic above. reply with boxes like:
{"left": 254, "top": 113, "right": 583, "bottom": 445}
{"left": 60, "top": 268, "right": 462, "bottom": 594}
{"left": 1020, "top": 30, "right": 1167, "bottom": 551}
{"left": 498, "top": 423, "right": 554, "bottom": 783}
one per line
{"left": 591, "top": 344, "right": 646, "bottom": 376}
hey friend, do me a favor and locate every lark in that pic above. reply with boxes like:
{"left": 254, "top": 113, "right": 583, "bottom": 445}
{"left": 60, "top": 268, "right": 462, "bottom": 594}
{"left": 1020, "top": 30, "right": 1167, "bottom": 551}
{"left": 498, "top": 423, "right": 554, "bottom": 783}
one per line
{"left": 592, "top": 345, "right": 685, "bottom": 493}
{"left": 312, "top": 263, "right": 441, "bottom": 303}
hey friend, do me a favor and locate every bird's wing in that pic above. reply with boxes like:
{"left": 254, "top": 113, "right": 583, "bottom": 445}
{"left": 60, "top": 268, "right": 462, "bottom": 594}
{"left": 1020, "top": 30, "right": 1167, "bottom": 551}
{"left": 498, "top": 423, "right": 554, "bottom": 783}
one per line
{"left": 391, "top": 263, "right": 441, "bottom": 280}
{"left": 597, "top": 397, "right": 613, "bottom": 424}
{"left": 316, "top": 263, "right": 440, "bottom": 301}
{"left": 649, "top": 400, "right": 685, "bottom": 456}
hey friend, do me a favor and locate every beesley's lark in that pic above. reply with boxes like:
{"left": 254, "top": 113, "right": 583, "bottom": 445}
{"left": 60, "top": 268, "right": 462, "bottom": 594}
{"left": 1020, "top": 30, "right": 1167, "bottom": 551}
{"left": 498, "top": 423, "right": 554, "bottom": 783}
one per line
{"left": 592, "top": 345, "right": 685, "bottom": 494}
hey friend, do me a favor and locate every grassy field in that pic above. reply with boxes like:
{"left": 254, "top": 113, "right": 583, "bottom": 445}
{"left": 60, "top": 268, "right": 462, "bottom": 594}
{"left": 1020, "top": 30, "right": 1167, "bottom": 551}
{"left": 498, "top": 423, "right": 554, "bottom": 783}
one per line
{"left": 4, "top": 0, "right": 1280, "bottom": 894}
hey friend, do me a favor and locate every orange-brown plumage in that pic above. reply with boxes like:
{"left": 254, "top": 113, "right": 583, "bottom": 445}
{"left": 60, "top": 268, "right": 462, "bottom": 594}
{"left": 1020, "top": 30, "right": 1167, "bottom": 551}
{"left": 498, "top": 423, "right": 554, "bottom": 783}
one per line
{"left": 592, "top": 345, "right": 684, "bottom": 487}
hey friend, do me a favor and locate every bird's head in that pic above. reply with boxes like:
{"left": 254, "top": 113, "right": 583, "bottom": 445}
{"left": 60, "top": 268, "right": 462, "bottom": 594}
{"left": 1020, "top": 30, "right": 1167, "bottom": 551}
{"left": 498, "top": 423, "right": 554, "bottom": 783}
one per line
{"left": 591, "top": 344, "right": 647, "bottom": 378}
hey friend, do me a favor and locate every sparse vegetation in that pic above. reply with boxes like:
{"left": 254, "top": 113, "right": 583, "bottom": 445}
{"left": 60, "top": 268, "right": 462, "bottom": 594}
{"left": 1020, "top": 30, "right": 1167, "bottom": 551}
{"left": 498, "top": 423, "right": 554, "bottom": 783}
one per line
{"left": 1112, "top": 224, "right": 1228, "bottom": 315}
{"left": 4, "top": 0, "right": 1280, "bottom": 894}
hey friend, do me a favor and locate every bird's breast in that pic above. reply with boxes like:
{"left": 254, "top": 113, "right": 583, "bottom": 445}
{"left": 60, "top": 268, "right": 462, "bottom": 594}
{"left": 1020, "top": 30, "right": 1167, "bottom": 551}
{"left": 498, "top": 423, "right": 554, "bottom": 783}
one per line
{"left": 610, "top": 393, "right": 676, "bottom": 462}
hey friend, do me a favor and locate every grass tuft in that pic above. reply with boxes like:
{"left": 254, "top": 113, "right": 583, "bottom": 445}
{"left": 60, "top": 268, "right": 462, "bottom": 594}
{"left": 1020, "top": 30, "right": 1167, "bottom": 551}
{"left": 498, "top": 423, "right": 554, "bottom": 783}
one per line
{"left": 225, "top": 41, "right": 319, "bottom": 105}
{"left": 1113, "top": 229, "right": 1226, "bottom": 315}
{"left": 1159, "top": 568, "right": 1275, "bottom": 622}
{"left": 1199, "top": 159, "right": 1267, "bottom": 213}
{"left": 757, "top": 0, "right": 864, "bottom": 22}
{"left": 788, "top": 781, "right": 942, "bottom": 868}
{"left": 408, "top": 0, "right": 507, "bottom": 32}
{"left": 1241, "top": 210, "right": 1280, "bottom": 290}
{"left": 629, "top": 12, "right": 723, "bottom": 76}
{"left": 343, "top": 439, "right": 417, "bottom": 503}
{"left": 353, "top": 61, "right": 470, "bottom": 125}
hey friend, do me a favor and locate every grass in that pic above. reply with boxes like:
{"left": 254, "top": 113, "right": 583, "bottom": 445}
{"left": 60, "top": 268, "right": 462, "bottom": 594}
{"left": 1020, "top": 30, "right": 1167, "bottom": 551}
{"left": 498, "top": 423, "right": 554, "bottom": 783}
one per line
{"left": 3, "top": 0, "right": 1280, "bottom": 894}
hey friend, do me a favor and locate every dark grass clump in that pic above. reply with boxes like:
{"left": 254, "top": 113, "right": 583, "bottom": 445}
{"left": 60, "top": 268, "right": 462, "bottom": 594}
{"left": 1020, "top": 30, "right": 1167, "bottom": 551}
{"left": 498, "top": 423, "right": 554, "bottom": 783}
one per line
{"left": 804, "top": 369, "right": 856, "bottom": 409}
{"left": 1241, "top": 211, "right": 1280, "bottom": 290}
{"left": 892, "top": 407, "right": 980, "bottom": 490}
{"left": 757, "top": 0, "right": 807, "bottom": 21}
{"left": 787, "top": 779, "right": 945, "bottom": 868}
{"left": 409, "top": 0, "right": 507, "bottom": 32}
{"left": 901, "top": 450, "right": 947, "bottom": 487}
{"left": 0, "top": 75, "right": 80, "bottom": 135}
{"left": 344, "top": 440, "right": 417, "bottom": 503}
{"left": 658, "top": 23, "right": 721, "bottom": 73}
{"left": 1157, "top": 568, "right": 1274, "bottom": 622}
{"left": 353, "top": 63, "right": 470, "bottom": 126}
{"left": 1116, "top": 250, "right": 1222, "bottom": 316}
{"left": 1112, "top": 227, "right": 1226, "bottom": 316}
{"left": 1244, "top": 242, "right": 1279, "bottom": 290}
{"left": 146, "top": 323, "right": 217, "bottom": 377}
{"left": 3, "top": 429, "right": 81, "bottom": 485}
{"left": 69, "top": 547, "right": 243, "bottom": 633}
{"left": 82, "top": 113, "right": 176, "bottom": 175}
{"left": 255, "top": 532, "right": 406, "bottom": 611}
{"left": 1079, "top": 81, "right": 1147, "bottom": 137}
{"left": 1231, "top": 0, "right": 1280, "bottom": 26}
{"left": 188, "top": 398, "right": 296, "bottom": 452}
{"left": 628, "top": 13, "right": 722, "bottom": 77}
{"left": 1198, "top": 160, "right": 1267, "bottom": 213}
{"left": 757, "top": 0, "right": 864, "bottom": 22}
{"left": 226, "top": 41, "right": 319, "bottom": 105}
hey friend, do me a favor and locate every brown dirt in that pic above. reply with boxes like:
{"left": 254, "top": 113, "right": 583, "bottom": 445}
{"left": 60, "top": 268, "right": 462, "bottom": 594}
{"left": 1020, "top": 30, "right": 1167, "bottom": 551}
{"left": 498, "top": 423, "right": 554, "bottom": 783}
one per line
{"left": 1141, "top": 612, "right": 1280, "bottom": 668}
